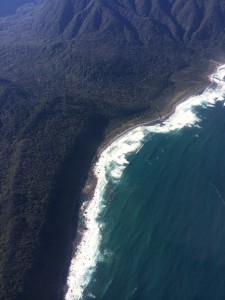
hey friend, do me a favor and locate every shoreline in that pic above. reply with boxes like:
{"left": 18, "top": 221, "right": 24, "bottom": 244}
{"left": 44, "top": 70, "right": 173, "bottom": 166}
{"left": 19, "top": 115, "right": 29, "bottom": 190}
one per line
{"left": 95, "top": 60, "right": 222, "bottom": 158}
{"left": 95, "top": 84, "right": 208, "bottom": 160}
{"left": 78, "top": 82, "right": 211, "bottom": 228}
{"left": 79, "top": 62, "right": 221, "bottom": 216}
{"left": 64, "top": 62, "right": 222, "bottom": 299}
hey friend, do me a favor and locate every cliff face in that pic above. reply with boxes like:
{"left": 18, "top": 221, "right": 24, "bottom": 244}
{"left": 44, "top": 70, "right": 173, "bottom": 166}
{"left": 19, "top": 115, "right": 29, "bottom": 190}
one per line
{"left": 0, "top": 0, "right": 225, "bottom": 299}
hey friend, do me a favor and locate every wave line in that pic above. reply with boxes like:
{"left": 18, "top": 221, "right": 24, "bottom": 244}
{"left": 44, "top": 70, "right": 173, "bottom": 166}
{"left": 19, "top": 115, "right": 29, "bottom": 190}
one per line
{"left": 209, "top": 181, "right": 225, "bottom": 205}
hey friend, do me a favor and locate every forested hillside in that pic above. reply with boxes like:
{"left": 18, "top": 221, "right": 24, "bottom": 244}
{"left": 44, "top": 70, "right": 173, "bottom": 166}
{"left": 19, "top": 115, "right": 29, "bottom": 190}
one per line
{"left": 0, "top": 0, "right": 224, "bottom": 299}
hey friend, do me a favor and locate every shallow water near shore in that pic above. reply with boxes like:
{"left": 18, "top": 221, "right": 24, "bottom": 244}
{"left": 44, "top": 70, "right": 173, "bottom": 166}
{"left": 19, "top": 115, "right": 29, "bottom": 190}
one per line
{"left": 65, "top": 65, "right": 225, "bottom": 299}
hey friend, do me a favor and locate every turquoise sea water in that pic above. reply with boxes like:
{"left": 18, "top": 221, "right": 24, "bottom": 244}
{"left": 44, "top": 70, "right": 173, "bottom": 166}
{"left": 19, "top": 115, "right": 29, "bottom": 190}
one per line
{"left": 65, "top": 66, "right": 225, "bottom": 300}
{"left": 85, "top": 101, "right": 225, "bottom": 300}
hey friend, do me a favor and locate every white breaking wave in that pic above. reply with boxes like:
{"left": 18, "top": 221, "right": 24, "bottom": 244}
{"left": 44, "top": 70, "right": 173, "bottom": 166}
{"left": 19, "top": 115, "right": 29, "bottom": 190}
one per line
{"left": 65, "top": 64, "right": 225, "bottom": 300}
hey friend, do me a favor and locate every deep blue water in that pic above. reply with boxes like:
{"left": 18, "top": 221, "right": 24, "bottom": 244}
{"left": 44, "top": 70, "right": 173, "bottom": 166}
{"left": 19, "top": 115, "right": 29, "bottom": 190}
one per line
{"left": 83, "top": 101, "right": 225, "bottom": 300}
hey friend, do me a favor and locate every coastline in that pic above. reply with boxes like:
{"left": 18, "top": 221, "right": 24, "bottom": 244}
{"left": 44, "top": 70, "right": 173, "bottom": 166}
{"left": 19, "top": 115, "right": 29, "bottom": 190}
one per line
{"left": 96, "top": 84, "right": 208, "bottom": 160}
{"left": 64, "top": 61, "right": 223, "bottom": 299}
{"left": 96, "top": 60, "right": 220, "bottom": 158}
{"left": 81, "top": 61, "right": 221, "bottom": 214}
{"left": 77, "top": 81, "right": 211, "bottom": 237}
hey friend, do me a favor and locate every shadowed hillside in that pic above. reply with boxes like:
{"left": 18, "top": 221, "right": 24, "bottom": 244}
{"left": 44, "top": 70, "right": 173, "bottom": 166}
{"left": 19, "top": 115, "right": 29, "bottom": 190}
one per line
{"left": 0, "top": 0, "right": 225, "bottom": 299}
{"left": 0, "top": 0, "right": 42, "bottom": 17}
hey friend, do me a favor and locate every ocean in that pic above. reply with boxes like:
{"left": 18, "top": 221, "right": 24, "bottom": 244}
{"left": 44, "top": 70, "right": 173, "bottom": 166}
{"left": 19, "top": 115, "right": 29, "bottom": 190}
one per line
{"left": 65, "top": 65, "right": 225, "bottom": 300}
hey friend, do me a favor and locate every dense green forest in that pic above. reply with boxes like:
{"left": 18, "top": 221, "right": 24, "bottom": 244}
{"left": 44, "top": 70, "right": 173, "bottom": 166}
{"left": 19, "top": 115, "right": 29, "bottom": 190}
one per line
{"left": 0, "top": 0, "right": 225, "bottom": 299}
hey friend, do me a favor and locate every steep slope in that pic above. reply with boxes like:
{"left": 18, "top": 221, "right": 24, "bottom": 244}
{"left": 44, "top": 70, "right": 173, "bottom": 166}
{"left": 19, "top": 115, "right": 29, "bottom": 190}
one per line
{"left": 32, "top": 0, "right": 225, "bottom": 47}
{"left": 0, "top": 0, "right": 225, "bottom": 299}
{"left": 0, "top": 0, "right": 42, "bottom": 17}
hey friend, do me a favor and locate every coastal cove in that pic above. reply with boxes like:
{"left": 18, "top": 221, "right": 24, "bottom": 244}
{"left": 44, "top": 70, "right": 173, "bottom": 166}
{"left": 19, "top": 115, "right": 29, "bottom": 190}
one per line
{"left": 65, "top": 64, "right": 225, "bottom": 300}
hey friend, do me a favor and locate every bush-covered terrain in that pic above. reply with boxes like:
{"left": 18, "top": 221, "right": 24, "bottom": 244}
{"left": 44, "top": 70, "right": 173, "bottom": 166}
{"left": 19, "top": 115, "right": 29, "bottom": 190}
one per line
{"left": 0, "top": 0, "right": 225, "bottom": 299}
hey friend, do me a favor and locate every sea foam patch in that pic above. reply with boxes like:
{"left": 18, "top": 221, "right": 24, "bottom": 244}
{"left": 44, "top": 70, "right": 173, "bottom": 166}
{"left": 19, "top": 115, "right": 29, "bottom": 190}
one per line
{"left": 65, "top": 127, "right": 146, "bottom": 300}
{"left": 65, "top": 64, "right": 225, "bottom": 300}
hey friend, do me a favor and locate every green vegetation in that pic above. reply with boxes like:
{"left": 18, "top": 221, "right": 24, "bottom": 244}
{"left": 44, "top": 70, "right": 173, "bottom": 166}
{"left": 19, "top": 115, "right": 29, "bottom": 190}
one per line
{"left": 0, "top": 0, "right": 224, "bottom": 299}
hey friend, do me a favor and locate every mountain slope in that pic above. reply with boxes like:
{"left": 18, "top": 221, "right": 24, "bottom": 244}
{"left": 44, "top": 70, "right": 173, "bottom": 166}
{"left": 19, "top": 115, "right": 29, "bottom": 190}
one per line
{"left": 0, "top": 0, "right": 225, "bottom": 299}
{"left": 32, "top": 0, "right": 225, "bottom": 46}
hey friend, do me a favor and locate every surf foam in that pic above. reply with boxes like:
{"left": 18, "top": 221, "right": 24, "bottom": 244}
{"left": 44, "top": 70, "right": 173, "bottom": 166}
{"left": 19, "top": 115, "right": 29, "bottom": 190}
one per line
{"left": 65, "top": 64, "right": 225, "bottom": 300}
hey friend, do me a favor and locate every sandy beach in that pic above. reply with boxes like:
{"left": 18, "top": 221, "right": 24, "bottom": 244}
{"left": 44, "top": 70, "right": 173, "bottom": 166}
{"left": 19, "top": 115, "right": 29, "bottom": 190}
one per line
{"left": 64, "top": 62, "right": 223, "bottom": 300}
